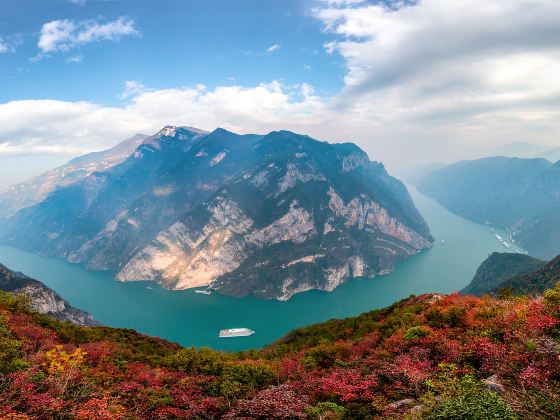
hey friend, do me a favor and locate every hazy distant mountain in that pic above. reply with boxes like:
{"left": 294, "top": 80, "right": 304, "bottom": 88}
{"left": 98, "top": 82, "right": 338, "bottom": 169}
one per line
{"left": 489, "top": 142, "right": 548, "bottom": 158}
{"left": 534, "top": 146, "right": 560, "bottom": 163}
{"left": 461, "top": 252, "right": 547, "bottom": 296}
{"left": 0, "top": 133, "right": 149, "bottom": 217}
{"left": 0, "top": 126, "right": 433, "bottom": 300}
{"left": 418, "top": 156, "right": 560, "bottom": 259}
{"left": 0, "top": 262, "right": 96, "bottom": 326}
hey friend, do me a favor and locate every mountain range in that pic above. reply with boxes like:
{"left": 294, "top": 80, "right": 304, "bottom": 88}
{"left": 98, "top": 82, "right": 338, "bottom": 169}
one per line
{"left": 418, "top": 156, "right": 560, "bottom": 259}
{"left": 0, "top": 126, "right": 433, "bottom": 300}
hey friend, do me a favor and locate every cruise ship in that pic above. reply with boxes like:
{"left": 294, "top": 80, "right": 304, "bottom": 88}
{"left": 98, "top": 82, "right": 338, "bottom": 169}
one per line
{"left": 219, "top": 328, "right": 255, "bottom": 338}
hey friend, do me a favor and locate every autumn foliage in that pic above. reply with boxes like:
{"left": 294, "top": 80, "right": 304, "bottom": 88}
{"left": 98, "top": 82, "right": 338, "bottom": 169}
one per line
{"left": 1, "top": 285, "right": 560, "bottom": 419}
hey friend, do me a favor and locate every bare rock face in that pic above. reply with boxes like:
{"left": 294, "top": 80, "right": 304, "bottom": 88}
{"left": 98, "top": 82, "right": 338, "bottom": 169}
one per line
{"left": 0, "top": 263, "right": 96, "bottom": 326}
{"left": 1, "top": 127, "right": 433, "bottom": 300}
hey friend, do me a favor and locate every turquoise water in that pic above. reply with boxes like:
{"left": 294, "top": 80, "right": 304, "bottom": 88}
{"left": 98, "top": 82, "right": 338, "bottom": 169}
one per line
{"left": 0, "top": 188, "right": 516, "bottom": 351}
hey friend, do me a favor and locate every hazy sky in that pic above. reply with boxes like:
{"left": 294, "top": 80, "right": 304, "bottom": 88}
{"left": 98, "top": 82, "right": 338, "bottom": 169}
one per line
{"left": 1, "top": 0, "right": 559, "bottom": 188}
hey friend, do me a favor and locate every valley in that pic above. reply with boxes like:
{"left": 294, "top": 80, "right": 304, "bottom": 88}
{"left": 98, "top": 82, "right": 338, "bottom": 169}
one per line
{"left": 0, "top": 187, "right": 517, "bottom": 351}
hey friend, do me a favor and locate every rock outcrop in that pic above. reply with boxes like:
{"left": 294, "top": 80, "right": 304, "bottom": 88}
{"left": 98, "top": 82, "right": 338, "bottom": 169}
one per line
{"left": 0, "top": 263, "right": 96, "bottom": 326}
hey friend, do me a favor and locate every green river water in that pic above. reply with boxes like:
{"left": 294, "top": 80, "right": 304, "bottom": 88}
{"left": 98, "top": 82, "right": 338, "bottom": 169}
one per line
{"left": 0, "top": 188, "right": 523, "bottom": 351}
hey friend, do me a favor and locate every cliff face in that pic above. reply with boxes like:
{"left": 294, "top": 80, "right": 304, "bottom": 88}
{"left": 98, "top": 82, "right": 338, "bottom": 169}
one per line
{"left": 0, "top": 263, "right": 96, "bottom": 326}
{"left": 0, "top": 127, "right": 433, "bottom": 300}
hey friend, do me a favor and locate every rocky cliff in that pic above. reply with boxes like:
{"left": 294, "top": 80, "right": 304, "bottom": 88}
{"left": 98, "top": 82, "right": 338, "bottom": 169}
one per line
{"left": 0, "top": 263, "right": 96, "bottom": 326}
{"left": 0, "top": 127, "right": 433, "bottom": 299}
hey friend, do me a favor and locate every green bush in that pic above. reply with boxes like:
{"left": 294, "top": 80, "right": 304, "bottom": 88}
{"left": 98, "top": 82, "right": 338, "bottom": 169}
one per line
{"left": 165, "top": 346, "right": 231, "bottom": 375}
{"left": 424, "top": 375, "right": 517, "bottom": 419}
{"left": 428, "top": 391, "right": 517, "bottom": 419}
{"left": 0, "top": 316, "right": 27, "bottom": 373}
{"left": 404, "top": 326, "right": 429, "bottom": 340}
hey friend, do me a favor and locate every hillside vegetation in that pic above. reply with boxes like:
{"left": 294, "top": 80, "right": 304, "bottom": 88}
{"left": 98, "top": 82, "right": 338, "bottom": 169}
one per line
{"left": 461, "top": 252, "right": 547, "bottom": 296}
{"left": 1, "top": 278, "right": 560, "bottom": 418}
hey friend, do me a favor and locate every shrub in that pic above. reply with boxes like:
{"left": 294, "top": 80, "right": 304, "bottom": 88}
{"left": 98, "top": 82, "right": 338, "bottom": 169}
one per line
{"left": 404, "top": 326, "right": 429, "bottom": 340}
{"left": 0, "top": 316, "right": 27, "bottom": 373}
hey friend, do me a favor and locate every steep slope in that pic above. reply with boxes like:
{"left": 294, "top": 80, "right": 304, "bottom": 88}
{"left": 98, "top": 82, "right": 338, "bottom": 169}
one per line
{"left": 492, "top": 255, "right": 560, "bottom": 295}
{"left": 0, "top": 263, "right": 96, "bottom": 326}
{"left": 0, "top": 127, "right": 433, "bottom": 299}
{"left": 418, "top": 156, "right": 560, "bottom": 259}
{"left": 461, "top": 252, "right": 547, "bottom": 295}
{"left": 0, "top": 133, "right": 149, "bottom": 217}
{"left": 1, "top": 281, "right": 559, "bottom": 418}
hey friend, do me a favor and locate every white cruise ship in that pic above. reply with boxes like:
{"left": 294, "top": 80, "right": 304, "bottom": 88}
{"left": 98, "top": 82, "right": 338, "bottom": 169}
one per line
{"left": 219, "top": 328, "right": 255, "bottom": 338}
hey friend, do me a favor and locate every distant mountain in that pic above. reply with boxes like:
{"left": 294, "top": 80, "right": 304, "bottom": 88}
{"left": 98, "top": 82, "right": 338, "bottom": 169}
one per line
{"left": 0, "top": 133, "right": 149, "bottom": 217}
{"left": 461, "top": 252, "right": 547, "bottom": 295}
{"left": 0, "top": 263, "right": 96, "bottom": 325}
{"left": 489, "top": 142, "right": 547, "bottom": 158}
{"left": 534, "top": 146, "right": 560, "bottom": 163}
{"left": 0, "top": 126, "right": 433, "bottom": 300}
{"left": 418, "top": 156, "right": 560, "bottom": 259}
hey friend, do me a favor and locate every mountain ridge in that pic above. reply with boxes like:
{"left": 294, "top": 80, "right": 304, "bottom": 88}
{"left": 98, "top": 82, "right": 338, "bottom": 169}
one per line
{"left": 0, "top": 126, "right": 432, "bottom": 300}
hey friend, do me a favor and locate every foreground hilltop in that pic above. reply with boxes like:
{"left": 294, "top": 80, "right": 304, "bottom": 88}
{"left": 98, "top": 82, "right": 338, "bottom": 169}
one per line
{"left": 0, "top": 126, "right": 432, "bottom": 300}
{"left": 1, "top": 272, "right": 559, "bottom": 418}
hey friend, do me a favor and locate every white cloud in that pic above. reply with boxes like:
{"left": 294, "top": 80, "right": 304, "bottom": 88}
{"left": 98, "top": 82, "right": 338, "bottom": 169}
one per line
{"left": 308, "top": 0, "right": 560, "bottom": 165}
{"left": 0, "top": 81, "right": 325, "bottom": 158}
{"left": 38, "top": 17, "right": 139, "bottom": 53}
{"left": 266, "top": 43, "right": 281, "bottom": 54}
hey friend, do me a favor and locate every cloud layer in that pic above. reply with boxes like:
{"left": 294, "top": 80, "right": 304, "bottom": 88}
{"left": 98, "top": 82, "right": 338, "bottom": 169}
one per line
{"left": 0, "top": 82, "right": 324, "bottom": 157}
{"left": 315, "top": 0, "right": 560, "bottom": 144}
{"left": 38, "top": 17, "right": 138, "bottom": 52}
{"left": 2, "top": 0, "right": 560, "bottom": 180}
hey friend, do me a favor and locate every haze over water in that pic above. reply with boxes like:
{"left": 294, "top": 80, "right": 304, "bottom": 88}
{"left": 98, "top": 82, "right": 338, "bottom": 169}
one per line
{"left": 0, "top": 188, "right": 519, "bottom": 351}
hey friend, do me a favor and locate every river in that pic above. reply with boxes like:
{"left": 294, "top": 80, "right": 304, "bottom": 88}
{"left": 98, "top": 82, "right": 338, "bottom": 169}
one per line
{"left": 0, "top": 188, "right": 520, "bottom": 351}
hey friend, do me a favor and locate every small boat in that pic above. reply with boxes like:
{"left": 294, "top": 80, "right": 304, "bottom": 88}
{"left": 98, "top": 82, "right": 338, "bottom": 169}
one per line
{"left": 146, "top": 286, "right": 154, "bottom": 290}
{"left": 194, "top": 289, "right": 212, "bottom": 295}
{"left": 219, "top": 328, "right": 255, "bottom": 338}
{"left": 441, "top": 239, "right": 446, "bottom": 245}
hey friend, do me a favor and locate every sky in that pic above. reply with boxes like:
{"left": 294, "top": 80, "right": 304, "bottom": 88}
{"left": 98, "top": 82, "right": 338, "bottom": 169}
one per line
{"left": 1, "top": 0, "right": 559, "bottom": 188}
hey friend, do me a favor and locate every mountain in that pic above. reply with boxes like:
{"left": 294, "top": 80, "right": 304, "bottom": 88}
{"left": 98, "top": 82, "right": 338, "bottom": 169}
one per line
{"left": 489, "top": 141, "right": 547, "bottom": 158}
{"left": 0, "top": 133, "right": 149, "bottom": 218}
{"left": 418, "top": 156, "right": 560, "bottom": 259}
{"left": 534, "top": 146, "right": 560, "bottom": 163}
{"left": 1, "top": 280, "right": 559, "bottom": 418}
{"left": 0, "top": 263, "right": 96, "bottom": 326}
{"left": 461, "top": 252, "right": 547, "bottom": 295}
{"left": 494, "top": 255, "right": 560, "bottom": 295}
{"left": 0, "top": 126, "right": 433, "bottom": 300}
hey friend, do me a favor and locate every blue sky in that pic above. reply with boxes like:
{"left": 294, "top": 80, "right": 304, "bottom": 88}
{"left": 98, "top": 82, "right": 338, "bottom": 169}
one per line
{"left": 1, "top": 0, "right": 560, "bottom": 188}
{"left": 1, "top": 0, "right": 342, "bottom": 105}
